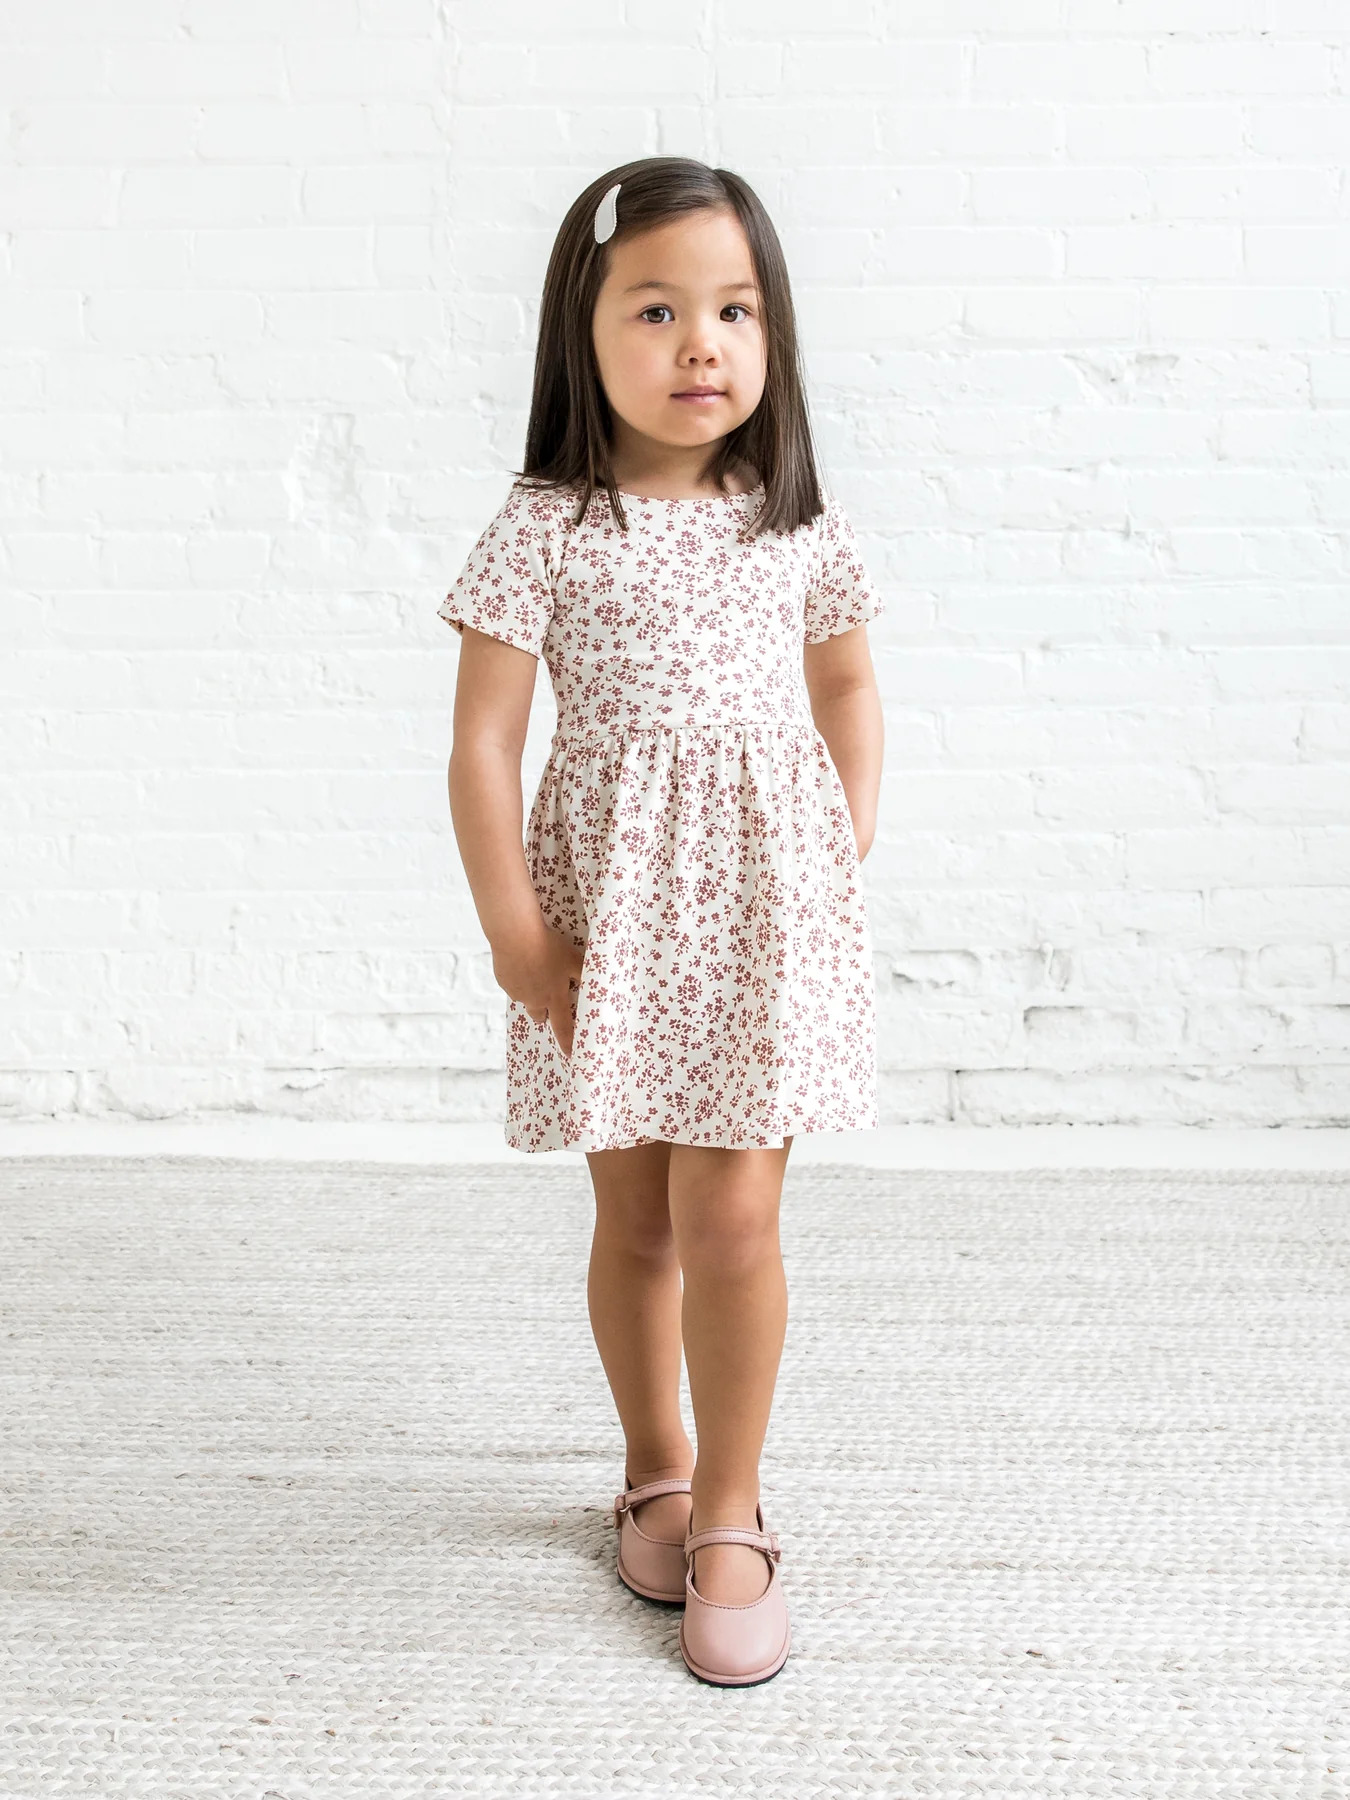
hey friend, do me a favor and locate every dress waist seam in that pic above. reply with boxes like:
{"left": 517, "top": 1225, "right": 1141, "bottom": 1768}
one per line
{"left": 551, "top": 719, "right": 820, "bottom": 749}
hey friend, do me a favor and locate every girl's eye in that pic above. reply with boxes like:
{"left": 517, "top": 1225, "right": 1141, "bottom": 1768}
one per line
{"left": 637, "top": 304, "right": 753, "bottom": 324}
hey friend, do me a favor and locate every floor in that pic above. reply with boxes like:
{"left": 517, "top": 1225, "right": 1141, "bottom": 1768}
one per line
{"left": 1, "top": 1133, "right": 1347, "bottom": 1795}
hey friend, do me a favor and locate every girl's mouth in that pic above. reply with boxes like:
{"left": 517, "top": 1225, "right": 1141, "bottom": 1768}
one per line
{"left": 671, "top": 390, "right": 726, "bottom": 405}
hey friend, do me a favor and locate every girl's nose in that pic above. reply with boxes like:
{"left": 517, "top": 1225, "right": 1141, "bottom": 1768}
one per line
{"left": 679, "top": 322, "right": 725, "bottom": 362}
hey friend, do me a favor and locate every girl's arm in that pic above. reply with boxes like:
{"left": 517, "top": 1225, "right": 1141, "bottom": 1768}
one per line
{"left": 803, "top": 626, "right": 884, "bottom": 862}
{"left": 448, "top": 627, "right": 584, "bottom": 1054}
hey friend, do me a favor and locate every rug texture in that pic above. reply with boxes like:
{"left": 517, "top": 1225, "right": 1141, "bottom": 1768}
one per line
{"left": 1, "top": 1156, "right": 1347, "bottom": 1798}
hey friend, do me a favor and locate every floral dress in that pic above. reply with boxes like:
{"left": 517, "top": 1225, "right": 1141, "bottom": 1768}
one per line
{"left": 440, "top": 477, "right": 885, "bottom": 1153}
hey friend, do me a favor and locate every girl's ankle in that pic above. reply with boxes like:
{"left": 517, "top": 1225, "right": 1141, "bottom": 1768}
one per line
{"left": 688, "top": 1497, "right": 762, "bottom": 1533}
{"left": 624, "top": 1453, "right": 695, "bottom": 1487}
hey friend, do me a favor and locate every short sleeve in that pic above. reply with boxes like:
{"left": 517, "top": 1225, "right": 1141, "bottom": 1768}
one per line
{"left": 438, "top": 482, "right": 558, "bottom": 658}
{"left": 803, "top": 497, "right": 885, "bottom": 645}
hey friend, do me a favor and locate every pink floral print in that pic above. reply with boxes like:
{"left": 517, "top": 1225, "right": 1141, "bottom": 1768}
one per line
{"left": 440, "top": 478, "right": 884, "bottom": 1152}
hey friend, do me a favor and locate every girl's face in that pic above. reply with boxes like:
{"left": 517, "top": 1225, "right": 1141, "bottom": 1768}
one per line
{"left": 591, "top": 207, "right": 768, "bottom": 458}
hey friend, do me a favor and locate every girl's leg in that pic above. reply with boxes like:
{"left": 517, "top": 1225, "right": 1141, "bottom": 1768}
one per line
{"left": 585, "top": 1142, "right": 695, "bottom": 1544}
{"left": 667, "top": 1136, "right": 794, "bottom": 1607}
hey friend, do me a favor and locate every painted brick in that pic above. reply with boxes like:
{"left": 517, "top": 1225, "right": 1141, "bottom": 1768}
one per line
{"left": 3, "top": 11, "right": 1345, "bottom": 1129}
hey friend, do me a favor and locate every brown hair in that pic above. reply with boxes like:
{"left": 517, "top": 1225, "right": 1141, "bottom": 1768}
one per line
{"left": 515, "top": 156, "right": 824, "bottom": 541}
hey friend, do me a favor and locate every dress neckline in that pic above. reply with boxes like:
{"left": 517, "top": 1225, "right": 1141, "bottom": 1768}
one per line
{"left": 615, "top": 481, "right": 765, "bottom": 505}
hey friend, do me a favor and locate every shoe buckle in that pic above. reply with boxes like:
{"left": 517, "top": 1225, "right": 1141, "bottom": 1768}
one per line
{"left": 766, "top": 1531, "right": 782, "bottom": 1562}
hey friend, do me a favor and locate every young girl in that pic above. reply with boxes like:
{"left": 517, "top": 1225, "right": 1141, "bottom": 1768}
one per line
{"left": 441, "top": 157, "right": 884, "bottom": 1687}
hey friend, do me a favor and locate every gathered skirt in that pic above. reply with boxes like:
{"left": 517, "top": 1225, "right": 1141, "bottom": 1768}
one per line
{"left": 502, "top": 720, "right": 879, "bottom": 1153}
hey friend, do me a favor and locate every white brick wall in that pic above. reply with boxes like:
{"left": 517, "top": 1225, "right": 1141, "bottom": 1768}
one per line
{"left": 3, "top": 3, "right": 1348, "bottom": 1127}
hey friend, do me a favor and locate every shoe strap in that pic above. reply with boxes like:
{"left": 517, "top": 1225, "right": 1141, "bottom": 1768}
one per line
{"left": 684, "top": 1524, "right": 782, "bottom": 1564}
{"left": 612, "top": 1476, "right": 693, "bottom": 1530}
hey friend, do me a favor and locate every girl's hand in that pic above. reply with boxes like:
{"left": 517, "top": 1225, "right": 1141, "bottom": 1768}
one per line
{"left": 492, "top": 924, "right": 587, "bottom": 1061}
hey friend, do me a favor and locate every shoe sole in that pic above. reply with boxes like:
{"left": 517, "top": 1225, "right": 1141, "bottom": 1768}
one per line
{"left": 677, "top": 1618, "right": 792, "bottom": 1687}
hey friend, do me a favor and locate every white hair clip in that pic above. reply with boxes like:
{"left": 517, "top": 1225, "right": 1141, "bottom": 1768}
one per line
{"left": 593, "top": 182, "right": 621, "bottom": 244}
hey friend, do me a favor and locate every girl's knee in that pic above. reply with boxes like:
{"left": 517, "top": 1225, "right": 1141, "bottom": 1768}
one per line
{"left": 593, "top": 1188, "right": 677, "bottom": 1262}
{"left": 675, "top": 1199, "right": 780, "bottom": 1277}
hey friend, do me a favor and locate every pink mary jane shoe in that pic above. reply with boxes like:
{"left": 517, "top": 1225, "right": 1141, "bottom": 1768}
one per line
{"left": 678, "top": 1504, "right": 792, "bottom": 1687}
{"left": 613, "top": 1476, "right": 693, "bottom": 1605}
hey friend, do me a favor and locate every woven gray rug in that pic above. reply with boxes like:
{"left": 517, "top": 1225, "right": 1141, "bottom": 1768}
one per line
{"left": 1, "top": 1156, "right": 1347, "bottom": 1799}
